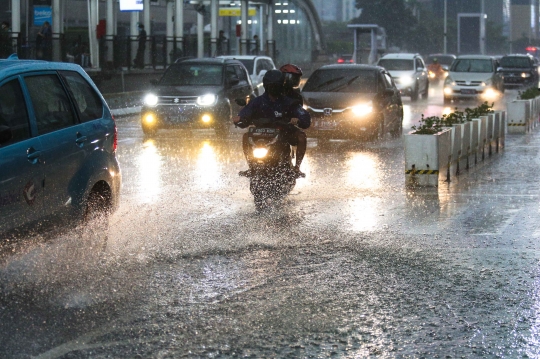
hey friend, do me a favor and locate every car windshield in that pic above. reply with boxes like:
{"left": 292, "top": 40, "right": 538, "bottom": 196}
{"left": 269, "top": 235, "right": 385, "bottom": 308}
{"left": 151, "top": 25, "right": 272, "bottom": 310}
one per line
{"left": 427, "top": 55, "right": 455, "bottom": 66}
{"left": 302, "top": 69, "right": 378, "bottom": 93}
{"left": 499, "top": 57, "right": 531, "bottom": 68}
{"left": 377, "top": 59, "right": 414, "bottom": 71}
{"left": 237, "top": 59, "right": 254, "bottom": 73}
{"left": 451, "top": 59, "right": 493, "bottom": 73}
{"left": 159, "top": 64, "right": 223, "bottom": 86}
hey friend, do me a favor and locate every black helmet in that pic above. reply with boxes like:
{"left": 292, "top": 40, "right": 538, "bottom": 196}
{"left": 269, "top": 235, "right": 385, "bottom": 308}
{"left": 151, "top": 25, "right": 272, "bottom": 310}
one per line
{"left": 263, "top": 69, "right": 285, "bottom": 97}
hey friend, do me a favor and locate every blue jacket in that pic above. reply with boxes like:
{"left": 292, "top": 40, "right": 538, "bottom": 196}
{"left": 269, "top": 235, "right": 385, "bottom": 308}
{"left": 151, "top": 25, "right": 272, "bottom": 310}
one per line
{"left": 237, "top": 92, "right": 311, "bottom": 129}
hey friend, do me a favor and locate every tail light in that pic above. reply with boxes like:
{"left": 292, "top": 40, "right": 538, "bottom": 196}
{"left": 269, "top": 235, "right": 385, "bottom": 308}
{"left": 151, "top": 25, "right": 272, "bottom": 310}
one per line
{"left": 112, "top": 115, "right": 118, "bottom": 152}
{"left": 337, "top": 58, "right": 344, "bottom": 63}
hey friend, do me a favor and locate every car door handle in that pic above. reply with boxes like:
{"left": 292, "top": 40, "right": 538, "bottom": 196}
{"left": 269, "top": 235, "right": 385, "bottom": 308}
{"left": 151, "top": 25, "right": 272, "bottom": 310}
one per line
{"left": 75, "top": 135, "right": 88, "bottom": 145}
{"left": 27, "top": 149, "right": 41, "bottom": 163}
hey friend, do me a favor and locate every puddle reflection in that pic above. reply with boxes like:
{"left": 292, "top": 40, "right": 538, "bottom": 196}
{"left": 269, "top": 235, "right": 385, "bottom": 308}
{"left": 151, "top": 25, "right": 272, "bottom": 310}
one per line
{"left": 137, "top": 139, "right": 162, "bottom": 203}
{"left": 194, "top": 141, "right": 224, "bottom": 191}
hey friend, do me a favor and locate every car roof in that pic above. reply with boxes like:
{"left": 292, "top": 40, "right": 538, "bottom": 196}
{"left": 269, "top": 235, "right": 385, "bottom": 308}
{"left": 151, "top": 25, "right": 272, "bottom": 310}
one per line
{"left": 501, "top": 53, "right": 533, "bottom": 58}
{"left": 0, "top": 59, "right": 84, "bottom": 78}
{"left": 216, "top": 55, "right": 273, "bottom": 61}
{"left": 380, "top": 53, "right": 420, "bottom": 60}
{"left": 317, "top": 64, "right": 384, "bottom": 71}
{"left": 175, "top": 57, "right": 244, "bottom": 65}
{"left": 427, "top": 53, "right": 456, "bottom": 58}
{"left": 455, "top": 55, "right": 494, "bottom": 60}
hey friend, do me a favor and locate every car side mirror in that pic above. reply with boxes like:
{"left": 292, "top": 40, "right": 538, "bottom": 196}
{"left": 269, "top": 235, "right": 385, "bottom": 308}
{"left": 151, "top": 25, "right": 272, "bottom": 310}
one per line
{"left": 0, "top": 125, "right": 13, "bottom": 145}
{"left": 417, "top": 67, "right": 425, "bottom": 72}
{"left": 235, "top": 98, "right": 247, "bottom": 106}
{"left": 228, "top": 77, "right": 240, "bottom": 87}
{"left": 150, "top": 79, "right": 158, "bottom": 86}
{"left": 384, "top": 89, "right": 395, "bottom": 96}
{"left": 497, "top": 67, "right": 503, "bottom": 72}
{"left": 441, "top": 65, "right": 449, "bottom": 71}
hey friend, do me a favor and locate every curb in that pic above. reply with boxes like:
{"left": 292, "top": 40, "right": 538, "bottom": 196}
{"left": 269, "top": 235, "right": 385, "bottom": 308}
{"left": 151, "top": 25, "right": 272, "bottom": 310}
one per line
{"left": 111, "top": 106, "right": 141, "bottom": 117}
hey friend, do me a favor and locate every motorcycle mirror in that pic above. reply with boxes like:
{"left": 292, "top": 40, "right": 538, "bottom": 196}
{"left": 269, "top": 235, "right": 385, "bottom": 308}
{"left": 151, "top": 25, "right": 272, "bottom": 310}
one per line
{"left": 235, "top": 98, "right": 247, "bottom": 106}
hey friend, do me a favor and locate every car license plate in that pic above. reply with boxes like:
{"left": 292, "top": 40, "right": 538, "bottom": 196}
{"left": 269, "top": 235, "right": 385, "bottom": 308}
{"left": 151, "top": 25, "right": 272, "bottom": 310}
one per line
{"left": 250, "top": 127, "right": 276, "bottom": 136}
{"left": 461, "top": 89, "right": 476, "bottom": 94}
{"left": 316, "top": 120, "right": 337, "bottom": 130}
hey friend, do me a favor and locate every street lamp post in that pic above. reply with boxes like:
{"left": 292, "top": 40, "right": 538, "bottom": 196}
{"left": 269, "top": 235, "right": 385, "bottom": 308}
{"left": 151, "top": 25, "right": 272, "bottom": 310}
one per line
{"left": 443, "top": 0, "right": 447, "bottom": 54}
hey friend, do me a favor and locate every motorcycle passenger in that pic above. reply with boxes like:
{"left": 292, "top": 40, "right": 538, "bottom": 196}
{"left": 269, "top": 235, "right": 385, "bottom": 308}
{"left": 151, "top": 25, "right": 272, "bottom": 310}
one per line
{"left": 234, "top": 69, "right": 311, "bottom": 178}
{"left": 280, "top": 63, "right": 304, "bottom": 105}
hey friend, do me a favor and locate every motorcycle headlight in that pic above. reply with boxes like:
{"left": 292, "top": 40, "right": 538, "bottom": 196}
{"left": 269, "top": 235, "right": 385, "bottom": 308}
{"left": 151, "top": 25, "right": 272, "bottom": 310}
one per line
{"left": 144, "top": 94, "right": 158, "bottom": 107}
{"left": 253, "top": 147, "right": 268, "bottom": 159}
{"left": 400, "top": 76, "right": 414, "bottom": 86}
{"left": 521, "top": 72, "right": 531, "bottom": 78}
{"left": 197, "top": 94, "right": 217, "bottom": 106}
{"left": 352, "top": 103, "right": 373, "bottom": 116}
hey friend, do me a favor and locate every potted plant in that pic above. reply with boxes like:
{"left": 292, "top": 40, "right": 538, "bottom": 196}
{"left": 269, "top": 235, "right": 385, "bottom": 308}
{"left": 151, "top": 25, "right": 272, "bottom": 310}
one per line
{"left": 507, "top": 88, "right": 537, "bottom": 133}
{"left": 405, "top": 115, "right": 452, "bottom": 187}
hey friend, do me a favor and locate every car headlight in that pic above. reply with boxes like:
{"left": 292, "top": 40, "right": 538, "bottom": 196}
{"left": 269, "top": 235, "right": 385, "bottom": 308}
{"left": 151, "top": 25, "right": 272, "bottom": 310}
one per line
{"left": 444, "top": 77, "right": 455, "bottom": 86}
{"left": 144, "top": 94, "right": 158, "bottom": 107}
{"left": 521, "top": 72, "right": 531, "bottom": 78}
{"left": 197, "top": 94, "right": 217, "bottom": 106}
{"left": 352, "top": 103, "right": 373, "bottom": 116}
{"left": 400, "top": 76, "right": 414, "bottom": 86}
{"left": 481, "top": 79, "right": 492, "bottom": 86}
{"left": 253, "top": 147, "right": 268, "bottom": 159}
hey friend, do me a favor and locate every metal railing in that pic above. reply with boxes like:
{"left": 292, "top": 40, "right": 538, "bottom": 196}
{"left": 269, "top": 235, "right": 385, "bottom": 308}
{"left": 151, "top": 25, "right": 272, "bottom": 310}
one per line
{"left": 4, "top": 33, "right": 280, "bottom": 68}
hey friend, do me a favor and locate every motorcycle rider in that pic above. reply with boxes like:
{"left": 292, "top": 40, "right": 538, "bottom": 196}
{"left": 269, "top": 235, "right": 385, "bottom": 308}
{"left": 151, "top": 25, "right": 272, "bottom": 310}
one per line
{"left": 428, "top": 57, "right": 443, "bottom": 80}
{"left": 234, "top": 69, "right": 311, "bottom": 178}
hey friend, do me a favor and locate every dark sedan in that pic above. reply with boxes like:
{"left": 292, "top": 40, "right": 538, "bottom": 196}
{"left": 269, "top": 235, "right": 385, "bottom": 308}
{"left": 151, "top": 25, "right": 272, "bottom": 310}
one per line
{"left": 498, "top": 54, "right": 539, "bottom": 88}
{"left": 301, "top": 64, "right": 403, "bottom": 140}
{"left": 140, "top": 58, "right": 253, "bottom": 137}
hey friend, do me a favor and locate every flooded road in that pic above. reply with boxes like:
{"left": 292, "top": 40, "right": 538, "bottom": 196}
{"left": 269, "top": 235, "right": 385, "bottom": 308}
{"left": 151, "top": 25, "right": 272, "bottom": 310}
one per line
{"left": 3, "top": 85, "right": 540, "bottom": 358}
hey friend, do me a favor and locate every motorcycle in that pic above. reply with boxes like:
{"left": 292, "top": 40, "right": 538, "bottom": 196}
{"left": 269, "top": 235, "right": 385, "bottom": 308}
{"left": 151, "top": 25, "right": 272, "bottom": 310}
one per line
{"left": 237, "top": 117, "right": 298, "bottom": 211}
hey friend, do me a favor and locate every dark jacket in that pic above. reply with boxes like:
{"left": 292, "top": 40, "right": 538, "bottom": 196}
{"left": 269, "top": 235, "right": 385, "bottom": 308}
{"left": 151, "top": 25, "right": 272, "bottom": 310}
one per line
{"left": 238, "top": 92, "right": 311, "bottom": 129}
{"left": 284, "top": 88, "right": 303, "bottom": 106}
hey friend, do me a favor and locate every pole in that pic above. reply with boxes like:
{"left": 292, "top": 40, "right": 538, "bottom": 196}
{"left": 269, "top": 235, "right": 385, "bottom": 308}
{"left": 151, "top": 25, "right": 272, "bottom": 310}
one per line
{"left": 210, "top": 0, "right": 218, "bottom": 56}
{"left": 443, "top": 0, "right": 447, "bottom": 54}
{"left": 240, "top": 0, "right": 248, "bottom": 55}
{"left": 197, "top": 9, "right": 203, "bottom": 58}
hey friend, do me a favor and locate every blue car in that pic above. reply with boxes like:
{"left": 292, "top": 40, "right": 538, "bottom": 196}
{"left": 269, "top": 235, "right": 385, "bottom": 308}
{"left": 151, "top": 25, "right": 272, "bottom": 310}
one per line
{"left": 0, "top": 57, "right": 121, "bottom": 239}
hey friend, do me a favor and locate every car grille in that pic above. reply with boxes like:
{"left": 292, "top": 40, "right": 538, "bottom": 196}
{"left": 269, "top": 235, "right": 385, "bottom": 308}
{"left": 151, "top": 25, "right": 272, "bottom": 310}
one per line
{"left": 455, "top": 81, "right": 482, "bottom": 86}
{"left": 158, "top": 96, "right": 198, "bottom": 105}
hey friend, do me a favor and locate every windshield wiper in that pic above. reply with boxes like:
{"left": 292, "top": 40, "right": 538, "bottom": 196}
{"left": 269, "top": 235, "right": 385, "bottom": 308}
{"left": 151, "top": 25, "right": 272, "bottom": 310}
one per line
{"left": 309, "top": 76, "right": 345, "bottom": 91}
{"left": 328, "top": 75, "right": 360, "bottom": 92}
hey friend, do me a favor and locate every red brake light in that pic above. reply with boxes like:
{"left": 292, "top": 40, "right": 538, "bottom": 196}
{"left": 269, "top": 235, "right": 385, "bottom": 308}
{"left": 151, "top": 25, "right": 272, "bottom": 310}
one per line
{"left": 337, "top": 58, "right": 344, "bottom": 63}
{"left": 112, "top": 115, "right": 118, "bottom": 152}
{"left": 349, "top": 59, "right": 354, "bottom": 63}
{"left": 526, "top": 46, "right": 537, "bottom": 52}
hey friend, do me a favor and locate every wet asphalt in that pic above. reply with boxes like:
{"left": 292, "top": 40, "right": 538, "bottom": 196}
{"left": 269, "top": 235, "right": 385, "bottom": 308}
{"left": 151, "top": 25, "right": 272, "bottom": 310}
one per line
{"left": 2, "top": 85, "right": 540, "bottom": 358}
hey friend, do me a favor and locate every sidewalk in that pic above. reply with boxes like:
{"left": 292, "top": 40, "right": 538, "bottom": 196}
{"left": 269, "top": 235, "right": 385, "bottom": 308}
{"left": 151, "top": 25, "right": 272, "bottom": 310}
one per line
{"left": 104, "top": 91, "right": 143, "bottom": 117}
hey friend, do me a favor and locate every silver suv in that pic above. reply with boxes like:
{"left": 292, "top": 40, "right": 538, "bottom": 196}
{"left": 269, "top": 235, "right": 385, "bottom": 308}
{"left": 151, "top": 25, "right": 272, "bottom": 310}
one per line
{"left": 217, "top": 55, "right": 276, "bottom": 96}
{"left": 377, "top": 53, "right": 429, "bottom": 102}
{"left": 443, "top": 55, "right": 504, "bottom": 104}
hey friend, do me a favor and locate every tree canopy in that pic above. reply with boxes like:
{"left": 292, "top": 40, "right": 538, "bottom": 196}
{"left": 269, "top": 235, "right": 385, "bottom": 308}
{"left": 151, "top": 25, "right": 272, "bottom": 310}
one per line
{"left": 353, "top": 0, "right": 417, "bottom": 48}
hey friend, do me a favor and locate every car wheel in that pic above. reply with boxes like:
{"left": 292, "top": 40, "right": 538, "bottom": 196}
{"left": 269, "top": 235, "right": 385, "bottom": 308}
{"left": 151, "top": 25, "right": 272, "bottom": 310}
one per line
{"left": 422, "top": 81, "right": 429, "bottom": 99}
{"left": 391, "top": 116, "right": 403, "bottom": 138}
{"left": 410, "top": 84, "right": 419, "bottom": 102}
{"left": 80, "top": 184, "right": 111, "bottom": 251}
{"left": 370, "top": 116, "right": 385, "bottom": 141}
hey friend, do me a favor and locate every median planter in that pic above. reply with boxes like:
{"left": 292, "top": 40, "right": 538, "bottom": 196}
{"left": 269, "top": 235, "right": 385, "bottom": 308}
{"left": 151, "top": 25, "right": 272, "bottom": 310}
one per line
{"left": 507, "top": 100, "right": 531, "bottom": 133}
{"left": 453, "top": 121, "right": 472, "bottom": 172}
{"left": 404, "top": 128, "right": 452, "bottom": 187}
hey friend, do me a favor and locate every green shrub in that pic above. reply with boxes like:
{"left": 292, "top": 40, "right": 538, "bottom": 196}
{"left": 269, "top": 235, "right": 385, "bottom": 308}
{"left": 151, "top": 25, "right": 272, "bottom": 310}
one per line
{"left": 518, "top": 87, "right": 540, "bottom": 100}
{"left": 411, "top": 102, "right": 494, "bottom": 134}
{"left": 411, "top": 114, "right": 444, "bottom": 134}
